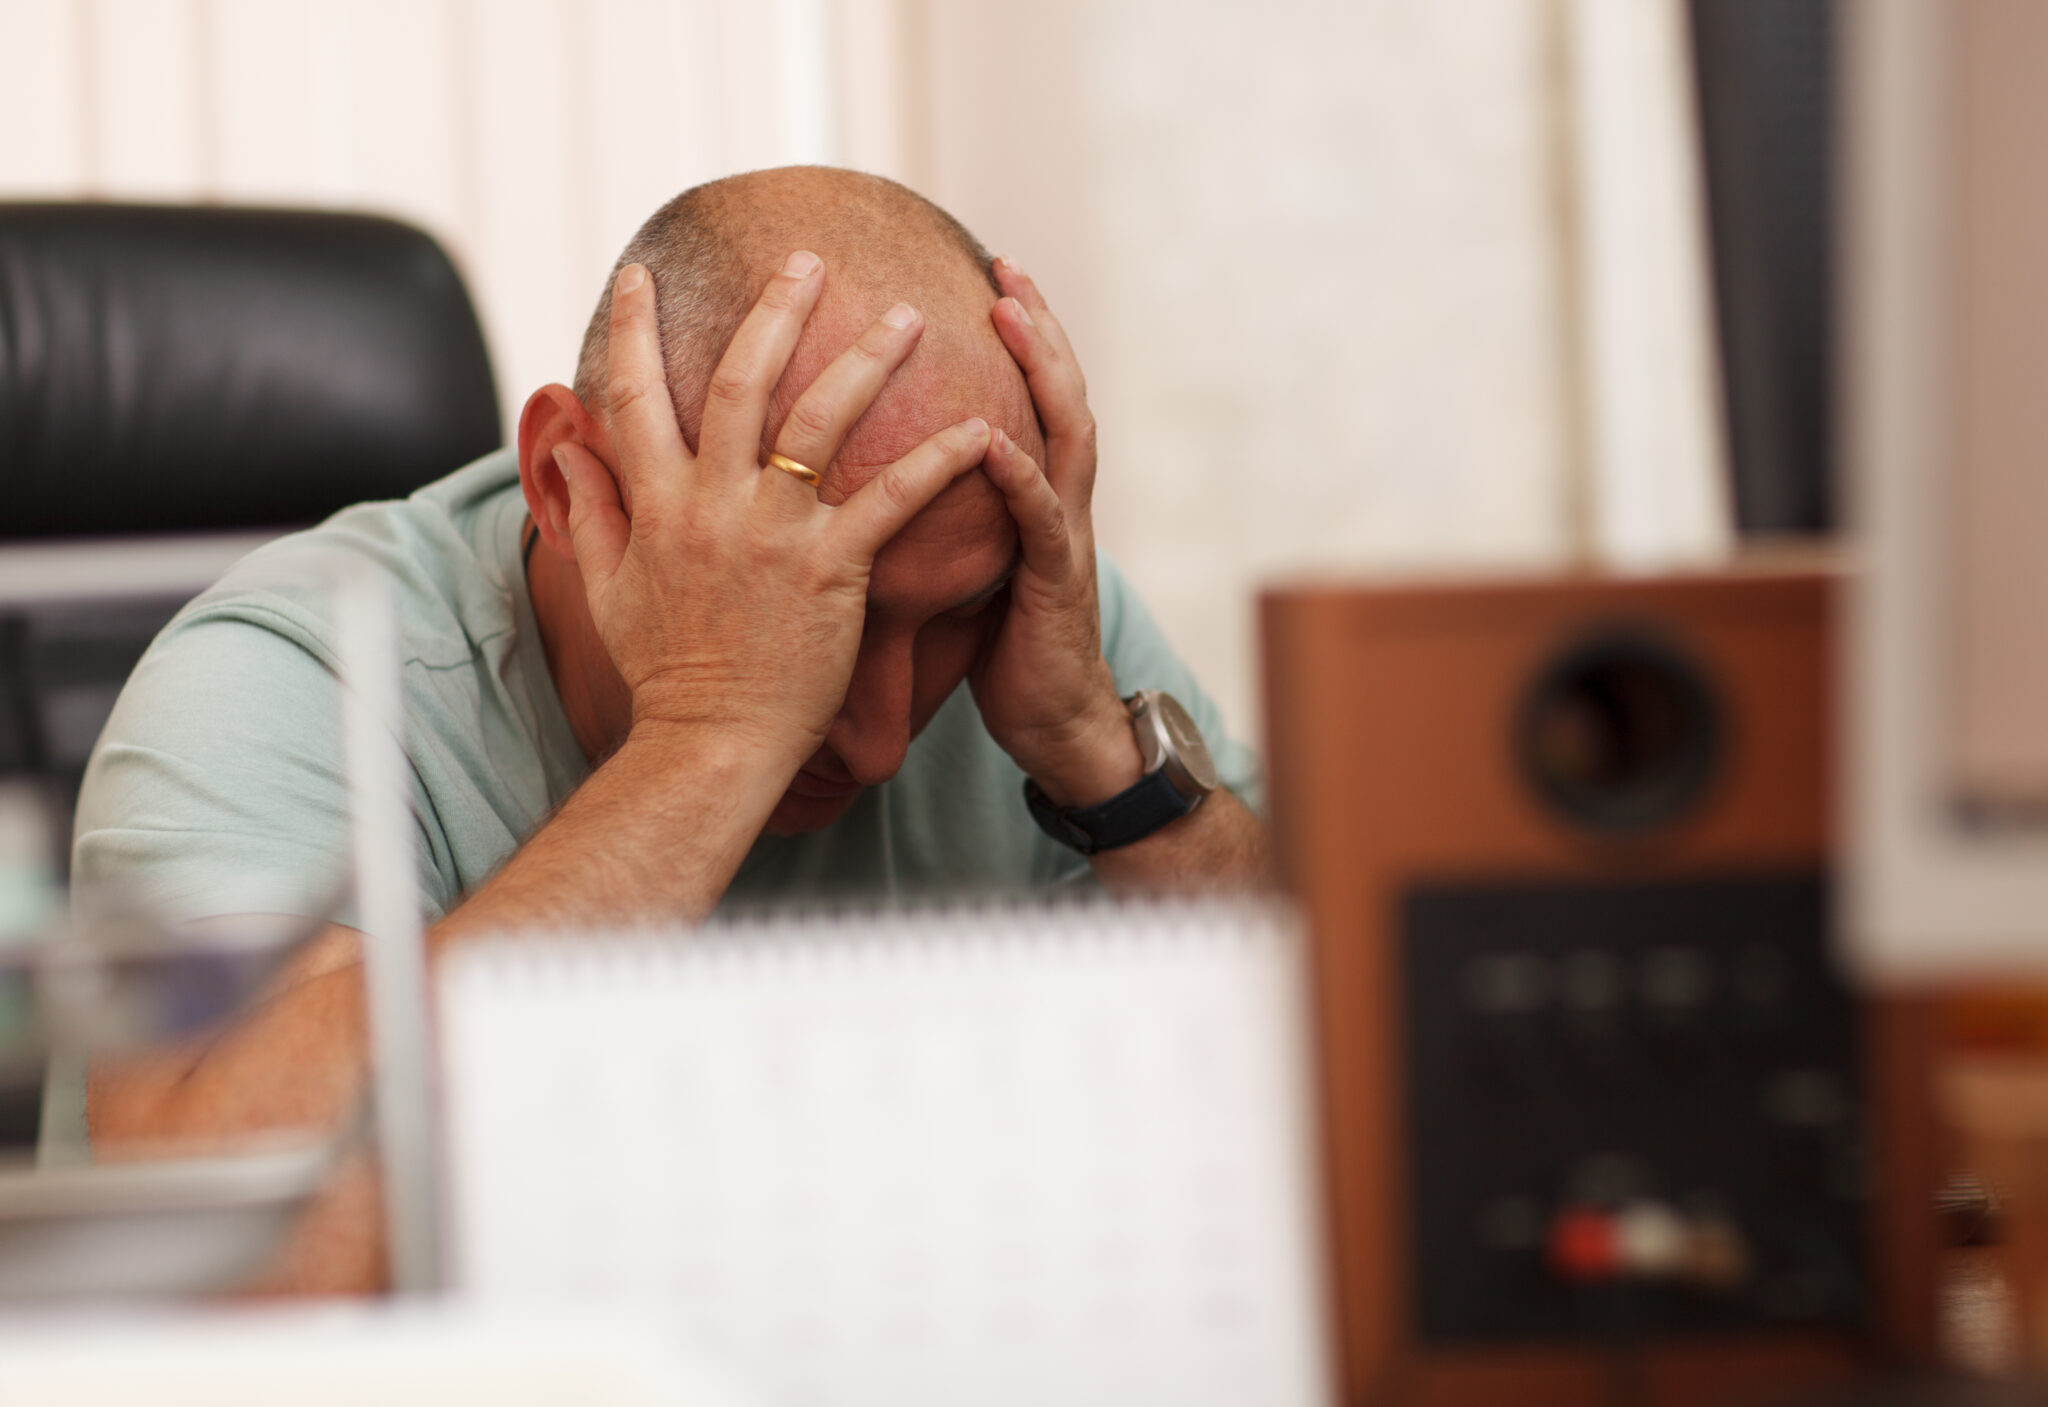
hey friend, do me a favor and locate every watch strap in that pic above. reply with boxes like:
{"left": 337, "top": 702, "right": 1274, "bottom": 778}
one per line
{"left": 1024, "top": 768, "right": 1202, "bottom": 856}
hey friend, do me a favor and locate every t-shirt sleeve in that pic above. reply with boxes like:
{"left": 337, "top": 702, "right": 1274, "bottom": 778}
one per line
{"left": 71, "top": 607, "right": 447, "bottom": 931}
{"left": 1094, "top": 553, "right": 1266, "bottom": 815}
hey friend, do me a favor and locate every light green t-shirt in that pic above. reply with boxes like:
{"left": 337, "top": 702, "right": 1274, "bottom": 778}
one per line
{"left": 72, "top": 449, "right": 1260, "bottom": 933}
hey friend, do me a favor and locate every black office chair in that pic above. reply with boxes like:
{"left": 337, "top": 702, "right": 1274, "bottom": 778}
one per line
{"left": 0, "top": 203, "right": 501, "bottom": 1147}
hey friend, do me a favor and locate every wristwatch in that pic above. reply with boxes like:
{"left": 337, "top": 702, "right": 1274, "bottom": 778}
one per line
{"left": 1024, "top": 690, "right": 1219, "bottom": 854}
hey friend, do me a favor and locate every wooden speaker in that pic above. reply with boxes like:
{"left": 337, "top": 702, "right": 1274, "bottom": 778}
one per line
{"left": 1260, "top": 568, "right": 1937, "bottom": 1407}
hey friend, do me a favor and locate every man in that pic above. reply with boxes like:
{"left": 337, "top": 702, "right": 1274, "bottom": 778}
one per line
{"left": 75, "top": 167, "right": 1265, "bottom": 1289}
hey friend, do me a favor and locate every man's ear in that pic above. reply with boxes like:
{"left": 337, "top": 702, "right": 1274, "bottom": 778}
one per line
{"left": 516, "top": 384, "right": 608, "bottom": 560}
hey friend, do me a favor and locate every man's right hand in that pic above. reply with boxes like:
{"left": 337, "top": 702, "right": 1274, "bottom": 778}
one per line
{"left": 551, "top": 252, "right": 992, "bottom": 775}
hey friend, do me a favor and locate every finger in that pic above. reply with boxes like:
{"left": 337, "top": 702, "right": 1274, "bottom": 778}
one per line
{"left": 554, "top": 442, "right": 630, "bottom": 586}
{"left": 981, "top": 428, "right": 1077, "bottom": 586}
{"left": 768, "top": 301, "right": 925, "bottom": 496}
{"left": 602, "top": 264, "right": 689, "bottom": 509}
{"left": 989, "top": 269, "right": 1095, "bottom": 498}
{"left": 697, "top": 250, "right": 825, "bottom": 475}
{"left": 831, "top": 417, "right": 991, "bottom": 560}
{"left": 992, "top": 256, "right": 1078, "bottom": 367}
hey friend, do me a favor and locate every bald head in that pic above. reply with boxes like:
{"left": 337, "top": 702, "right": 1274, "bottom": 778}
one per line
{"left": 533, "top": 169, "right": 1056, "bottom": 814}
{"left": 572, "top": 167, "right": 1034, "bottom": 490}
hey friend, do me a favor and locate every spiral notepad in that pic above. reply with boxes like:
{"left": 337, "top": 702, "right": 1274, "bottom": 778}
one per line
{"left": 439, "top": 900, "right": 1331, "bottom": 1407}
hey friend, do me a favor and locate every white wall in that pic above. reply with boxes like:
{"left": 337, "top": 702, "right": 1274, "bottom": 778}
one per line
{"left": 0, "top": 0, "right": 923, "bottom": 434}
{"left": 911, "top": 0, "right": 1584, "bottom": 738}
{"left": 2, "top": 0, "right": 1681, "bottom": 746}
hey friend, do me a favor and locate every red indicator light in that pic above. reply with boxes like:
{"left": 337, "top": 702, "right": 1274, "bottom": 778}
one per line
{"left": 1547, "top": 1207, "right": 1619, "bottom": 1282}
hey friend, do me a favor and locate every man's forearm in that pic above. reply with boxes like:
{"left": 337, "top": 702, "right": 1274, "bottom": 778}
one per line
{"left": 1014, "top": 685, "right": 1270, "bottom": 895}
{"left": 86, "top": 720, "right": 799, "bottom": 1289}
{"left": 97, "top": 721, "right": 796, "bottom": 1130}
{"left": 1084, "top": 785, "right": 1270, "bottom": 894}
{"left": 432, "top": 721, "right": 796, "bottom": 942}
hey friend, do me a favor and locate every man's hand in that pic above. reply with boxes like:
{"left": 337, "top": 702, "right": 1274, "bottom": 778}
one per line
{"left": 971, "top": 258, "right": 1143, "bottom": 808}
{"left": 553, "top": 253, "right": 993, "bottom": 776}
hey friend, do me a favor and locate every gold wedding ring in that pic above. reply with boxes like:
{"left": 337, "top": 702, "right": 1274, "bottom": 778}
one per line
{"left": 766, "top": 452, "right": 821, "bottom": 488}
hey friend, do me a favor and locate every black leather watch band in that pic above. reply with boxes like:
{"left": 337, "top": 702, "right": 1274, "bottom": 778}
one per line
{"left": 1024, "top": 769, "right": 1202, "bottom": 856}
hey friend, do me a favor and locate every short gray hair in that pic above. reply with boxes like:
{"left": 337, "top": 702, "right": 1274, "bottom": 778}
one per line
{"left": 571, "top": 184, "right": 750, "bottom": 413}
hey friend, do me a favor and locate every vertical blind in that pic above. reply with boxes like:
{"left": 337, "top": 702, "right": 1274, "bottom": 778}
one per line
{"left": 0, "top": 0, "right": 921, "bottom": 434}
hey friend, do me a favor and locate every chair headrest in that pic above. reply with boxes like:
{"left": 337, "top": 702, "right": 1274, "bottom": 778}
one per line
{"left": 0, "top": 204, "right": 501, "bottom": 540}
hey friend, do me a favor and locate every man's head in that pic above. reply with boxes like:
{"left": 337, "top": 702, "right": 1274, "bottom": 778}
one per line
{"left": 527, "top": 167, "right": 1045, "bottom": 833}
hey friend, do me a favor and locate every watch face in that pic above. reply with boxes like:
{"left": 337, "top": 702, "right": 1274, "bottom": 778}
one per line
{"left": 1155, "top": 693, "right": 1220, "bottom": 793}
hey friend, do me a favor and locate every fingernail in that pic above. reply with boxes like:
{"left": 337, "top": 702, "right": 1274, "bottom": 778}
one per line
{"left": 1007, "top": 296, "right": 1034, "bottom": 327}
{"left": 883, "top": 302, "right": 917, "bottom": 330}
{"left": 615, "top": 264, "right": 645, "bottom": 295}
{"left": 551, "top": 445, "right": 571, "bottom": 476}
{"left": 962, "top": 417, "right": 988, "bottom": 438}
{"left": 994, "top": 427, "right": 1013, "bottom": 451}
{"left": 783, "top": 250, "right": 821, "bottom": 277}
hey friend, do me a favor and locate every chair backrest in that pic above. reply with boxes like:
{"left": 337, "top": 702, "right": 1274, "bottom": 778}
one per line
{"left": 1, "top": 202, "right": 501, "bottom": 538}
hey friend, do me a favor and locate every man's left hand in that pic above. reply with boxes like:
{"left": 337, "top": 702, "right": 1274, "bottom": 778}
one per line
{"left": 973, "top": 258, "right": 1144, "bottom": 808}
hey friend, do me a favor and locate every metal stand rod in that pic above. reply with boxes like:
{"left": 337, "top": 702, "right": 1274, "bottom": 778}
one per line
{"left": 334, "top": 567, "right": 438, "bottom": 1294}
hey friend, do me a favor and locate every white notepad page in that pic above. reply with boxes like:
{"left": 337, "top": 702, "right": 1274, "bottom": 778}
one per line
{"left": 439, "top": 901, "right": 1332, "bottom": 1407}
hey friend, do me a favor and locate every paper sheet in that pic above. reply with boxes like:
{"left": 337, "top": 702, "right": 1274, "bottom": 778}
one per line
{"left": 440, "top": 901, "right": 1330, "bottom": 1407}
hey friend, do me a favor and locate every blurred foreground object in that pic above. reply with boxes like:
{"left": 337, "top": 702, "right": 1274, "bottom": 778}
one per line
{"left": 1843, "top": 1, "right": 2048, "bottom": 1372}
{"left": 1843, "top": 0, "right": 2048, "bottom": 977}
{"left": 1262, "top": 566, "right": 1939, "bottom": 1405}
{"left": 1937, "top": 997, "right": 2048, "bottom": 1374}
{"left": 0, "top": 784, "right": 60, "bottom": 1145}
{"left": 0, "top": 772, "right": 345, "bottom": 1297}
{"left": 0, "top": 909, "right": 342, "bottom": 1298}
{"left": 0, "top": 566, "right": 435, "bottom": 1299}
{"left": 0, "top": 1305, "right": 756, "bottom": 1407}
{"left": 439, "top": 901, "right": 1330, "bottom": 1407}
{"left": 0, "top": 203, "right": 499, "bottom": 1155}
